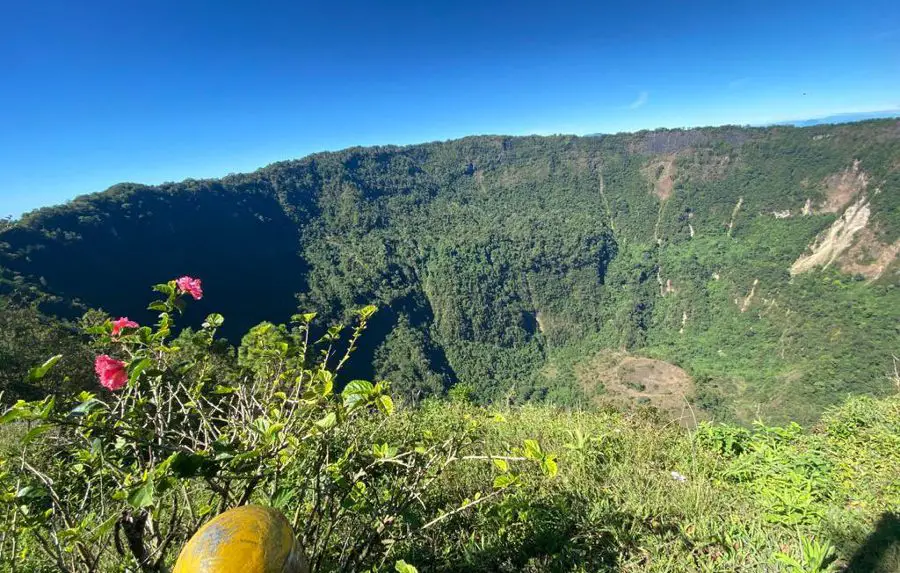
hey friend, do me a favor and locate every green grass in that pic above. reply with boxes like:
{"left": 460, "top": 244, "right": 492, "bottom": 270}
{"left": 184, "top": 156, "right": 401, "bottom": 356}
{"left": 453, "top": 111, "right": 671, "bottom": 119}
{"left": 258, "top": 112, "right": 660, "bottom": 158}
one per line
{"left": 2, "top": 392, "right": 897, "bottom": 572}
{"left": 395, "top": 393, "right": 900, "bottom": 572}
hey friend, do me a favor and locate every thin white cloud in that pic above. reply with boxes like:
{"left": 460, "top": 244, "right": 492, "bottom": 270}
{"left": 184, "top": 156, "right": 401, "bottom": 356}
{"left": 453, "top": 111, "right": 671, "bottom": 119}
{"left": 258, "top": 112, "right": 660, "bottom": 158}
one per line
{"left": 728, "top": 77, "right": 750, "bottom": 90}
{"left": 628, "top": 91, "right": 649, "bottom": 110}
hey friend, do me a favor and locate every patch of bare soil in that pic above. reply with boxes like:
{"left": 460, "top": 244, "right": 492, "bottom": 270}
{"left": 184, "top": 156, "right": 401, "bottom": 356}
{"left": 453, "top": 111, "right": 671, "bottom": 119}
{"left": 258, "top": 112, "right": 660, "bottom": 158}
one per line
{"left": 839, "top": 227, "right": 900, "bottom": 280}
{"left": 576, "top": 352, "right": 697, "bottom": 426}
{"left": 535, "top": 311, "right": 546, "bottom": 334}
{"left": 643, "top": 155, "right": 676, "bottom": 200}
{"left": 790, "top": 195, "right": 871, "bottom": 275}
{"left": 739, "top": 278, "right": 759, "bottom": 313}
{"left": 820, "top": 159, "right": 868, "bottom": 213}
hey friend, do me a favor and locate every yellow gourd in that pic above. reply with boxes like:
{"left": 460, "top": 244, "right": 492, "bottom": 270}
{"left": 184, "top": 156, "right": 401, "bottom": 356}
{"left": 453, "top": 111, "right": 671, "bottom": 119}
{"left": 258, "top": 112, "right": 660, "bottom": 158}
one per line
{"left": 173, "top": 505, "right": 308, "bottom": 573}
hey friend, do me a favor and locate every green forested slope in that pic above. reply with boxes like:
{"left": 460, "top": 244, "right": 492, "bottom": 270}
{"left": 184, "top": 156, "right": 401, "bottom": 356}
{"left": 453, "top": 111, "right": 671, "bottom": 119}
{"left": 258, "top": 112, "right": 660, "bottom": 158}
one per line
{"left": 2, "top": 120, "right": 899, "bottom": 422}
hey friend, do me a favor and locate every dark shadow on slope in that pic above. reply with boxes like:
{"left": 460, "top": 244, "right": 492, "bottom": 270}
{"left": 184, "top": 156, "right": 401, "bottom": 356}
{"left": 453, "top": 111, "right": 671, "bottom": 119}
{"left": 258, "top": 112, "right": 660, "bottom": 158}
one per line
{"left": 844, "top": 513, "right": 900, "bottom": 573}
{"left": 1, "top": 190, "right": 306, "bottom": 340}
{"left": 338, "top": 291, "right": 457, "bottom": 399}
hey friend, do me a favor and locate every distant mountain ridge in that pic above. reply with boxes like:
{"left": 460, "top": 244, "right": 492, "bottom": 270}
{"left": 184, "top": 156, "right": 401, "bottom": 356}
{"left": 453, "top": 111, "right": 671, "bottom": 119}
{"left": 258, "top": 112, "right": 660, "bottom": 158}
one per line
{"left": 777, "top": 109, "right": 900, "bottom": 127}
{"left": 2, "top": 119, "right": 899, "bottom": 423}
{"left": 584, "top": 110, "right": 900, "bottom": 137}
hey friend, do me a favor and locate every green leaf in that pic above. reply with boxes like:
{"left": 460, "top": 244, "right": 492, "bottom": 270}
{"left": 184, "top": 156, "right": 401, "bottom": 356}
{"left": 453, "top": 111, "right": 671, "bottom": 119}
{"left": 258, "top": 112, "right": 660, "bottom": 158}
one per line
{"left": 395, "top": 560, "right": 418, "bottom": 573}
{"left": 0, "top": 401, "right": 29, "bottom": 424}
{"left": 147, "top": 301, "right": 169, "bottom": 312}
{"left": 291, "top": 312, "right": 317, "bottom": 324}
{"left": 87, "top": 514, "right": 119, "bottom": 541}
{"left": 523, "top": 439, "right": 542, "bottom": 460}
{"left": 493, "top": 458, "right": 509, "bottom": 473}
{"left": 128, "top": 358, "right": 151, "bottom": 387}
{"left": 342, "top": 380, "right": 374, "bottom": 410}
{"left": 493, "top": 473, "right": 517, "bottom": 489}
{"left": 375, "top": 395, "right": 394, "bottom": 416}
{"left": 541, "top": 455, "right": 559, "bottom": 477}
{"left": 37, "top": 396, "right": 55, "bottom": 419}
{"left": 127, "top": 479, "right": 154, "bottom": 509}
{"left": 70, "top": 397, "right": 106, "bottom": 416}
{"left": 203, "top": 313, "right": 225, "bottom": 328}
{"left": 213, "top": 385, "right": 238, "bottom": 395}
{"left": 357, "top": 305, "right": 377, "bottom": 320}
{"left": 315, "top": 412, "right": 337, "bottom": 430}
{"left": 167, "top": 452, "right": 207, "bottom": 478}
{"left": 27, "top": 355, "right": 62, "bottom": 382}
{"left": 152, "top": 282, "right": 175, "bottom": 296}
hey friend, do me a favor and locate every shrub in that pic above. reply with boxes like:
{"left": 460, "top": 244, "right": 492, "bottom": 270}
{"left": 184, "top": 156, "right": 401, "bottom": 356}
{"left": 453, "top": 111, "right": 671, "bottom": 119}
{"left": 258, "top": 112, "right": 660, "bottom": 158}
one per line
{"left": 0, "top": 279, "right": 552, "bottom": 572}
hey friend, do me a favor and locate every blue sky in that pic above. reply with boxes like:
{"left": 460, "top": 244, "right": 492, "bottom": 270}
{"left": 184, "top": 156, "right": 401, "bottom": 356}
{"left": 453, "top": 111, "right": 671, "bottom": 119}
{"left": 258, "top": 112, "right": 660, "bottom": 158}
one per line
{"left": 1, "top": 0, "right": 898, "bottom": 217}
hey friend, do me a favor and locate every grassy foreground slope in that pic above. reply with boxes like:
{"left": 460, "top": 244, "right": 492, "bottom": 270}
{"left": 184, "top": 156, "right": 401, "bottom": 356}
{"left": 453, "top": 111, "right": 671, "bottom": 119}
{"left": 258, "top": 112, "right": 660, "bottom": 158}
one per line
{"left": 399, "top": 394, "right": 900, "bottom": 572}
{"left": 1, "top": 120, "right": 899, "bottom": 422}
{"left": 3, "top": 392, "right": 897, "bottom": 571}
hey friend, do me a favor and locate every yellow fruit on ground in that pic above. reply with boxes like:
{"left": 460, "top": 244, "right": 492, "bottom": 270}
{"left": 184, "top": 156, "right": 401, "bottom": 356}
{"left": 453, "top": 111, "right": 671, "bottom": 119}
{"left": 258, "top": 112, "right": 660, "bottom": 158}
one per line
{"left": 173, "top": 505, "right": 308, "bottom": 573}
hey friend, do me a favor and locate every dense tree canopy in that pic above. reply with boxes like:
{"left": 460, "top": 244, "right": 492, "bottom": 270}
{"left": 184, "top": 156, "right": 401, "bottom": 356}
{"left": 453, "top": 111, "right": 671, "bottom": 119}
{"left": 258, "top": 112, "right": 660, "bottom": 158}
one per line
{"left": 2, "top": 120, "right": 899, "bottom": 422}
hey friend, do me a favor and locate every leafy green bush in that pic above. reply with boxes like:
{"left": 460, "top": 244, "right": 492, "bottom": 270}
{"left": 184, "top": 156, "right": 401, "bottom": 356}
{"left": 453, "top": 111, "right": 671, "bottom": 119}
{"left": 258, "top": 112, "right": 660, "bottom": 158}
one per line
{"left": 0, "top": 280, "right": 553, "bottom": 572}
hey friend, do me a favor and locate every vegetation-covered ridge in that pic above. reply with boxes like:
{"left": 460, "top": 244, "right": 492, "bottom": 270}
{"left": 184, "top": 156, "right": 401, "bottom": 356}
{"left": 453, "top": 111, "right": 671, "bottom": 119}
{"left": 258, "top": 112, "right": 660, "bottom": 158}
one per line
{"left": 2, "top": 119, "right": 900, "bottom": 423}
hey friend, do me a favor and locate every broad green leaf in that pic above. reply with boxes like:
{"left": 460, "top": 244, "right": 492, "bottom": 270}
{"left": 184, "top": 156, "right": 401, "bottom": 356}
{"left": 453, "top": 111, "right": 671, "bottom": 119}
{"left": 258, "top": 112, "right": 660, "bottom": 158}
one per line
{"left": 0, "top": 401, "right": 29, "bottom": 424}
{"left": 265, "top": 422, "right": 285, "bottom": 440}
{"left": 203, "top": 313, "right": 224, "bottom": 328}
{"left": 70, "top": 398, "right": 106, "bottom": 416}
{"left": 37, "top": 396, "right": 55, "bottom": 419}
{"left": 493, "top": 473, "right": 516, "bottom": 489}
{"left": 292, "top": 312, "right": 317, "bottom": 323}
{"left": 315, "top": 412, "right": 337, "bottom": 430}
{"left": 342, "top": 380, "right": 374, "bottom": 410}
{"left": 152, "top": 282, "right": 175, "bottom": 296}
{"left": 147, "top": 301, "right": 168, "bottom": 312}
{"left": 357, "top": 305, "right": 377, "bottom": 320}
{"left": 395, "top": 560, "right": 418, "bottom": 573}
{"left": 541, "top": 455, "right": 559, "bottom": 477}
{"left": 523, "top": 439, "right": 542, "bottom": 460}
{"left": 128, "top": 358, "right": 151, "bottom": 386}
{"left": 375, "top": 395, "right": 394, "bottom": 416}
{"left": 493, "top": 458, "right": 509, "bottom": 473}
{"left": 27, "top": 355, "right": 62, "bottom": 382}
{"left": 127, "top": 479, "right": 154, "bottom": 509}
{"left": 213, "top": 385, "right": 238, "bottom": 395}
{"left": 167, "top": 452, "right": 207, "bottom": 478}
{"left": 16, "top": 486, "right": 37, "bottom": 498}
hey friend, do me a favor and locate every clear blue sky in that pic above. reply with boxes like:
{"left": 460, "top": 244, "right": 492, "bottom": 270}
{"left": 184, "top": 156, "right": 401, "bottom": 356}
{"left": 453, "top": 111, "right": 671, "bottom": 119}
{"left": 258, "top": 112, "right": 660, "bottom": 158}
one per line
{"left": 2, "top": 0, "right": 898, "bottom": 217}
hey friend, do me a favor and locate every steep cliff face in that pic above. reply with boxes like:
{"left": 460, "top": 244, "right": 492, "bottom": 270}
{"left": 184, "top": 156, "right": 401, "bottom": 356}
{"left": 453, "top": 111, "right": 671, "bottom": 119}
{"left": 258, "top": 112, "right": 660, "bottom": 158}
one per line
{"left": 2, "top": 119, "right": 899, "bottom": 421}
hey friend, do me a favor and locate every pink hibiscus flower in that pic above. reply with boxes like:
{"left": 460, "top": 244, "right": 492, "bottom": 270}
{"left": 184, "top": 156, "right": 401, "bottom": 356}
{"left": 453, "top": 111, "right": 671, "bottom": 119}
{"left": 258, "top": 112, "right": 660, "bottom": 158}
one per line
{"left": 111, "top": 317, "right": 139, "bottom": 336}
{"left": 175, "top": 276, "right": 203, "bottom": 300}
{"left": 94, "top": 355, "right": 128, "bottom": 391}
